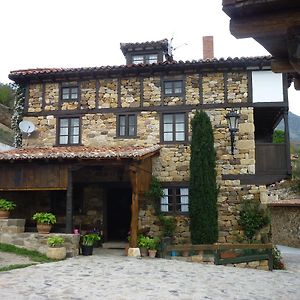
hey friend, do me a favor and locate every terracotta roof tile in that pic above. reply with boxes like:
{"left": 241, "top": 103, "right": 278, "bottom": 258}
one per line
{"left": 0, "top": 145, "right": 161, "bottom": 161}
{"left": 9, "top": 56, "right": 272, "bottom": 82}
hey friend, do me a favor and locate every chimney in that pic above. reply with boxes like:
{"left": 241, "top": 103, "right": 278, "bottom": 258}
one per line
{"left": 203, "top": 36, "right": 214, "bottom": 59}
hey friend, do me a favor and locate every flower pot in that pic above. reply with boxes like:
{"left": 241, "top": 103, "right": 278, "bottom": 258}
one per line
{"left": 81, "top": 245, "right": 93, "bottom": 256}
{"left": 37, "top": 223, "right": 52, "bottom": 234}
{"left": 46, "top": 247, "right": 66, "bottom": 260}
{"left": 0, "top": 210, "right": 10, "bottom": 219}
{"left": 182, "top": 250, "right": 189, "bottom": 257}
{"left": 140, "top": 247, "right": 148, "bottom": 257}
{"left": 148, "top": 249, "right": 157, "bottom": 258}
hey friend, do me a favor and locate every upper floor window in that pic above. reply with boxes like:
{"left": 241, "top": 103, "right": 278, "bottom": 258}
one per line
{"left": 132, "top": 54, "right": 158, "bottom": 65}
{"left": 163, "top": 80, "right": 183, "bottom": 96}
{"left": 161, "top": 187, "right": 189, "bottom": 214}
{"left": 117, "top": 114, "right": 137, "bottom": 138}
{"left": 162, "top": 113, "right": 186, "bottom": 143}
{"left": 58, "top": 117, "right": 80, "bottom": 145}
{"left": 61, "top": 83, "right": 79, "bottom": 101}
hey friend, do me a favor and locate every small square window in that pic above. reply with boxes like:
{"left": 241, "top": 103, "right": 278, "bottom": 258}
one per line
{"left": 61, "top": 85, "right": 79, "bottom": 101}
{"left": 117, "top": 114, "right": 137, "bottom": 138}
{"left": 163, "top": 80, "right": 183, "bottom": 96}
{"left": 161, "top": 187, "right": 189, "bottom": 214}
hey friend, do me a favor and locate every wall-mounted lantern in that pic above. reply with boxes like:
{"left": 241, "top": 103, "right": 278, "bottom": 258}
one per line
{"left": 225, "top": 109, "right": 240, "bottom": 155}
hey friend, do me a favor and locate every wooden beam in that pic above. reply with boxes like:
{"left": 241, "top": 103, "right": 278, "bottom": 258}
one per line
{"left": 229, "top": 10, "right": 300, "bottom": 39}
{"left": 129, "top": 166, "right": 139, "bottom": 248}
{"left": 271, "top": 59, "right": 294, "bottom": 73}
{"left": 294, "top": 76, "right": 300, "bottom": 90}
{"left": 65, "top": 168, "right": 73, "bottom": 233}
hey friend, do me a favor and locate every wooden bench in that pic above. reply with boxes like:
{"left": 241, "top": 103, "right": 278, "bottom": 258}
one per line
{"left": 161, "top": 242, "right": 273, "bottom": 271}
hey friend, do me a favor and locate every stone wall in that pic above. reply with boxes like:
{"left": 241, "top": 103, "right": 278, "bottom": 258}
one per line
{"left": 268, "top": 201, "right": 300, "bottom": 248}
{"left": 23, "top": 70, "right": 267, "bottom": 244}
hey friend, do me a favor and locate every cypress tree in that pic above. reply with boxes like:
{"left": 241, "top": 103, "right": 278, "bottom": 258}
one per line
{"left": 189, "top": 110, "right": 218, "bottom": 244}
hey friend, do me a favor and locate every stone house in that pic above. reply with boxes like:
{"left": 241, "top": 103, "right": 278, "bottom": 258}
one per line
{"left": 0, "top": 39, "right": 291, "bottom": 246}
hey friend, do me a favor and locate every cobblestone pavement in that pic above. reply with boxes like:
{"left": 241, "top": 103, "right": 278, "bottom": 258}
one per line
{"left": 0, "top": 249, "right": 299, "bottom": 300}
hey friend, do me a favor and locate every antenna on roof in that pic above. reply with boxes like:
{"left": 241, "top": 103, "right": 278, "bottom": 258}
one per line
{"left": 166, "top": 35, "right": 188, "bottom": 62}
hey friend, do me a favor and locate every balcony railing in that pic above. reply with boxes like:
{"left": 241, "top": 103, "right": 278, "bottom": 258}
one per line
{"left": 255, "top": 143, "right": 288, "bottom": 175}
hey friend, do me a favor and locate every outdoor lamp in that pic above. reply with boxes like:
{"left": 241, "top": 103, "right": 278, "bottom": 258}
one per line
{"left": 225, "top": 109, "right": 240, "bottom": 155}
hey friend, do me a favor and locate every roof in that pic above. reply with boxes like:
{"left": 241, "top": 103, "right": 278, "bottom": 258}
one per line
{"left": 9, "top": 56, "right": 272, "bottom": 83}
{"left": 120, "top": 39, "right": 168, "bottom": 55}
{"left": 0, "top": 145, "right": 161, "bottom": 162}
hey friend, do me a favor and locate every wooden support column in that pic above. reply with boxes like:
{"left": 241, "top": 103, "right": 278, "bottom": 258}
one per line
{"left": 283, "top": 110, "right": 292, "bottom": 175}
{"left": 129, "top": 166, "right": 139, "bottom": 248}
{"left": 66, "top": 168, "right": 73, "bottom": 233}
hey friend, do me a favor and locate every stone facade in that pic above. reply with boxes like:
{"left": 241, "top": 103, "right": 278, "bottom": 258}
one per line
{"left": 20, "top": 69, "right": 275, "bottom": 244}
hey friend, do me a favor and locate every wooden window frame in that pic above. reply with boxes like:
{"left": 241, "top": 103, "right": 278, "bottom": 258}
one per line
{"left": 56, "top": 116, "right": 82, "bottom": 146}
{"left": 160, "top": 112, "right": 188, "bottom": 144}
{"left": 131, "top": 53, "right": 158, "bottom": 65}
{"left": 116, "top": 113, "right": 137, "bottom": 138}
{"left": 60, "top": 83, "right": 79, "bottom": 101}
{"left": 160, "top": 185, "right": 189, "bottom": 215}
{"left": 163, "top": 80, "right": 184, "bottom": 97}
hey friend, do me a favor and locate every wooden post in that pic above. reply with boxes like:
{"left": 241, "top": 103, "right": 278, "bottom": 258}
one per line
{"left": 129, "top": 166, "right": 139, "bottom": 248}
{"left": 66, "top": 168, "right": 73, "bottom": 233}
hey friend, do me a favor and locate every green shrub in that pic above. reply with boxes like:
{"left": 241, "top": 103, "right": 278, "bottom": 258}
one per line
{"left": 47, "top": 236, "right": 65, "bottom": 247}
{"left": 189, "top": 110, "right": 218, "bottom": 244}
{"left": 81, "top": 233, "right": 101, "bottom": 246}
{"left": 32, "top": 212, "right": 56, "bottom": 225}
{"left": 238, "top": 200, "right": 270, "bottom": 241}
{"left": 272, "top": 245, "right": 285, "bottom": 270}
{"left": 145, "top": 177, "right": 164, "bottom": 214}
{"left": 0, "top": 199, "right": 16, "bottom": 211}
{"left": 137, "top": 235, "right": 148, "bottom": 248}
{"left": 272, "top": 129, "right": 285, "bottom": 144}
{"left": 159, "top": 215, "right": 176, "bottom": 238}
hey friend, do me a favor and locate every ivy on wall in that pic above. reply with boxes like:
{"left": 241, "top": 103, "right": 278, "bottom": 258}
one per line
{"left": 11, "top": 84, "right": 25, "bottom": 148}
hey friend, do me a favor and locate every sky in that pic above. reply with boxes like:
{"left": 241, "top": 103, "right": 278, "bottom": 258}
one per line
{"left": 1, "top": 0, "right": 299, "bottom": 115}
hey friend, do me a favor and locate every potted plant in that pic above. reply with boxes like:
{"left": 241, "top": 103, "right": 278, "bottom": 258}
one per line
{"left": 46, "top": 236, "right": 66, "bottom": 260}
{"left": 81, "top": 233, "right": 101, "bottom": 256}
{"left": 32, "top": 212, "right": 56, "bottom": 234}
{"left": 138, "top": 235, "right": 148, "bottom": 257}
{"left": 0, "top": 198, "right": 16, "bottom": 219}
{"left": 146, "top": 236, "right": 159, "bottom": 258}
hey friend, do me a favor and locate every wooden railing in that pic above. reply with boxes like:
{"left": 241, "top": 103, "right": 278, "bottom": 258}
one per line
{"left": 161, "top": 243, "right": 273, "bottom": 271}
{"left": 256, "top": 143, "right": 287, "bottom": 174}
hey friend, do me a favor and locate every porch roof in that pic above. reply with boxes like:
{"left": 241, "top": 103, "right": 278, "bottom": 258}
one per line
{"left": 0, "top": 145, "right": 161, "bottom": 162}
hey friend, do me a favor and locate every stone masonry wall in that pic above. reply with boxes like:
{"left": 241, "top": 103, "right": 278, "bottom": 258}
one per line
{"left": 24, "top": 71, "right": 264, "bottom": 244}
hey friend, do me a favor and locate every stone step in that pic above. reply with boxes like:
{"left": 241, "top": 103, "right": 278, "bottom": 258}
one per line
{"left": 102, "top": 241, "right": 128, "bottom": 249}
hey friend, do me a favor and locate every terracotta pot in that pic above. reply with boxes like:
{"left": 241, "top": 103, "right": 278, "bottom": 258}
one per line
{"left": 37, "top": 223, "right": 52, "bottom": 234}
{"left": 0, "top": 210, "right": 10, "bottom": 219}
{"left": 182, "top": 250, "right": 189, "bottom": 257}
{"left": 148, "top": 249, "right": 157, "bottom": 258}
{"left": 140, "top": 247, "right": 148, "bottom": 257}
{"left": 46, "top": 247, "right": 66, "bottom": 260}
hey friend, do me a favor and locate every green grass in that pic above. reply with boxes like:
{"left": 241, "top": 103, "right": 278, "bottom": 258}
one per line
{"left": 0, "top": 243, "right": 54, "bottom": 263}
{"left": 0, "top": 264, "right": 35, "bottom": 272}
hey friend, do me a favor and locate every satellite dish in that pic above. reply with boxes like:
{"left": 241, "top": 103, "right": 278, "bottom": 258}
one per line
{"left": 19, "top": 120, "right": 35, "bottom": 134}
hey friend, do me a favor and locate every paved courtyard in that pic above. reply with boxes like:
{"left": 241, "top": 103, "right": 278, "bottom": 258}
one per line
{"left": 0, "top": 248, "right": 299, "bottom": 300}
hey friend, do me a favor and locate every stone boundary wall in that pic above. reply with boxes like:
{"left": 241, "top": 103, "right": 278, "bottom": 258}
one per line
{"left": 0, "top": 218, "right": 80, "bottom": 257}
{"left": 268, "top": 200, "right": 300, "bottom": 248}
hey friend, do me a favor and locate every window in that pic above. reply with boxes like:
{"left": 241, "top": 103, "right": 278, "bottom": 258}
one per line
{"left": 163, "top": 80, "right": 183, "bottom": 96}
{"left": 162, "top": 113, "right": 186, "bottom": 142}
{"left": 161, "top": 187, "right": 189, "bottom": 213}
{"left": 61, "top": 84, "right": 79, "bottom": 101}
{"left": 132, "top": 54, "right": 158, "bottom": 65}
{"left": 117, "top": 114, "right": 137, "bottom": 137}
{"left": 58, "top": 117, "right": 80, "bottom": 145}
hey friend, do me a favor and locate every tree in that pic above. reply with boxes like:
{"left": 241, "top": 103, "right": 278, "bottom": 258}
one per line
{"left": 272, "top": 129, "right": 285, "bottom": 144}
{"left": 0, "top": 83, "right": 15, "bottom": 108}
{"left": 189, "top": 110, "right": 218, "bottom": 244}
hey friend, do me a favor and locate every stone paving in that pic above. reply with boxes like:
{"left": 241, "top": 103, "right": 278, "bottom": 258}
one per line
{"left": 0, "top": 248, "right": 299, "bottom": 300}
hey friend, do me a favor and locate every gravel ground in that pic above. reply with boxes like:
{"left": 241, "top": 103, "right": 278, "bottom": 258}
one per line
{"left": 0, "top": 247, "right": 299, "bottom": 300}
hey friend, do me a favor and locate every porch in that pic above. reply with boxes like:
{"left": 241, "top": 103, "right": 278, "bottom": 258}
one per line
{"left": 0, "top": 145, "right": 160, "bottom": 247}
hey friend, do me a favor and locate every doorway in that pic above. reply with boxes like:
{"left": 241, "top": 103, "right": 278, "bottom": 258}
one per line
{"left": 106, "top": 188, "right": 132, "bottom": 241}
